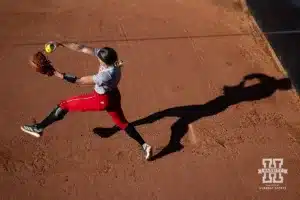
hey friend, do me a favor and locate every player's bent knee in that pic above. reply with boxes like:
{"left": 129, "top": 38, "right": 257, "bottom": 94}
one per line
{"left": 111, "top": 118, "right": 128, "bottom": 130}
{"left": 108, "top": 110, "right": 129, "bottom": 130}
{"left": 55, "top": 105, "right": 68, "bottom": 120}
{"left": 115, "top": 121, "right": 128, "bottom": 130}
{"left": 59, "top": 101, "right": 69, "bottom": 111}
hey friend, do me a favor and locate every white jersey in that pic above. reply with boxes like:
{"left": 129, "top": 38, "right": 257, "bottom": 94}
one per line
{"left": 92, "top": 48, "right": 121, "bottom": 94}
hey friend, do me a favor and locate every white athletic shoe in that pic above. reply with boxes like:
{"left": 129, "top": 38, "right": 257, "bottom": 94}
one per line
{"left": 20, "top": 124, "right": 43, "bottom": 138}
{"left": 142, "top": 143, "right": 152, "bottom": 160}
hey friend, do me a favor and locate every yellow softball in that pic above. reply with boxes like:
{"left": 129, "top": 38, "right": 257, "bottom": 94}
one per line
{"left": 44, "top": 42, "right": 56, "bottom": 53}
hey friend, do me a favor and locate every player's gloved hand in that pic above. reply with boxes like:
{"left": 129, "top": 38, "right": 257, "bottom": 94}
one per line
{"left": 29, "top": 51, "right": 55, "bottom": 76}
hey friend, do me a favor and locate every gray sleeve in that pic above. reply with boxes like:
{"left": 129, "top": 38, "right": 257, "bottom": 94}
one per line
{"left": 92, "top": 72, "right": 111, "bottom": 85}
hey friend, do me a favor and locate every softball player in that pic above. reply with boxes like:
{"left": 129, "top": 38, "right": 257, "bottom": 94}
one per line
{"left": 21, "top": 42, "right": 153, "bottom": 160}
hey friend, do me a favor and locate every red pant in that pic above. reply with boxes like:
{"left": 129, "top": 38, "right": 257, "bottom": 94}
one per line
{"left": 59, "top": 89, "right": 128, "bottom": 129}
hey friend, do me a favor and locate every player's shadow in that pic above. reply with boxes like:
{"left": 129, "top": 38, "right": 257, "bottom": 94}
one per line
{"left": 93, "top": 73, "right": 292, "bottom": 160}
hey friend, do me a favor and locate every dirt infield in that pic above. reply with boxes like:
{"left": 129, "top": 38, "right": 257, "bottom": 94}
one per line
{"left": 1, "top": 0, "right": 300, "bottom": 199}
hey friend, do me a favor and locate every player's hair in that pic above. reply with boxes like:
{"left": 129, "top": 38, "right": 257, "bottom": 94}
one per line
{"left": 97, "top": 47, "right": 123, "bottom": 67}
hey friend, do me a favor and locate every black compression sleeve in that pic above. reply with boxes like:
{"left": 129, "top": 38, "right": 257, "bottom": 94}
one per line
{"left": 63, "top": 73, "right": 78, "bottom": 83}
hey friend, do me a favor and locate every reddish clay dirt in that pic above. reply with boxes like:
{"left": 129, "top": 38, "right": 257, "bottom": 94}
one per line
{"left": 1, "top": 0, "right": 300, "bottom": 199}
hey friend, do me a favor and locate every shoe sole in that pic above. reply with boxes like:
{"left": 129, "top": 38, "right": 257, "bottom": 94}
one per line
{"left": 20, "top": 126, "right": 41, "bottom": 138}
